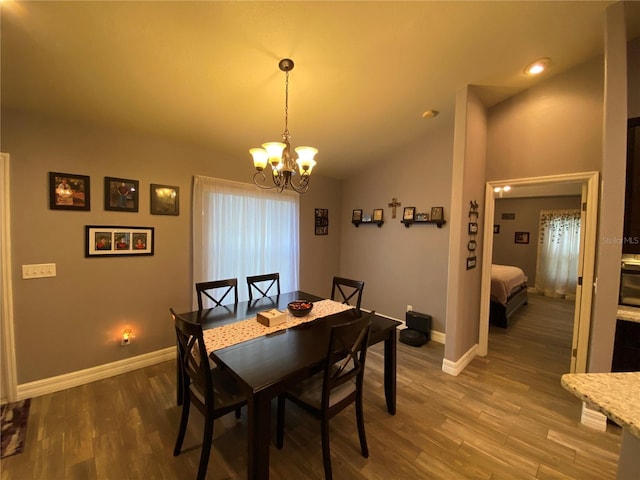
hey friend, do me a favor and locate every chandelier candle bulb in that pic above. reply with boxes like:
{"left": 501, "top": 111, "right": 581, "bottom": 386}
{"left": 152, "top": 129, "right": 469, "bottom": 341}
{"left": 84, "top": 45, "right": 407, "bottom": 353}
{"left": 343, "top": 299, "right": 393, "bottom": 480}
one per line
{"left": 250, "top": 148, "right": 268, "bottom": 170}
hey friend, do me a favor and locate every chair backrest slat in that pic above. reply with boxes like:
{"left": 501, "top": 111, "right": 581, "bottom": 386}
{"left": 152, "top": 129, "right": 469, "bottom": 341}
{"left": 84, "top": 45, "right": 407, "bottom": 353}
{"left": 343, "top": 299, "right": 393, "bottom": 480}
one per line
{"left": 196, "top": 278, "right": 238, "bottom": 310}
{"left": 322, "top": 313, "right": 373, "bottom": 408}
{"left": 331, "top": 277, "right": 365, "bottom": 313}
{"left": 246, "top": 273, "right": 280, "bottom": 301}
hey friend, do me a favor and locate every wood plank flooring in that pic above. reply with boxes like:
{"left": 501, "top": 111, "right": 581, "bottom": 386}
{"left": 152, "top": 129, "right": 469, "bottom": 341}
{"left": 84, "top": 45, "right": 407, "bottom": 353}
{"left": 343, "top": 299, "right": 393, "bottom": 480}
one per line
{"left": 1, "top": 294, "right": 621, "bottom": 479}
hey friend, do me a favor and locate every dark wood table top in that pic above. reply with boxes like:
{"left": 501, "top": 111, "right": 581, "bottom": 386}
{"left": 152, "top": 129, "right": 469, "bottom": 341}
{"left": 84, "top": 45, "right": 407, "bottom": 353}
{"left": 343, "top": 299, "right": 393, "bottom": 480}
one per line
{"left": 179, "top": 290, "right": 324, "bottom": 329}
{"left": 179, "top": 290, "right": 400, "bottom": 395}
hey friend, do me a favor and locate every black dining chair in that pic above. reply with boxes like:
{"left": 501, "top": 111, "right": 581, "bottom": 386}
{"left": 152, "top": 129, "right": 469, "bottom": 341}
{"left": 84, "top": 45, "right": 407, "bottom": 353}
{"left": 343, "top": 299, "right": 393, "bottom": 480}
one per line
{"left": 176, "top": 278, "right": 239, "bottom": 406}
{"left": 246, "top": 272, "right": 280, "bottom": 301}
{"left": 331, "top": 276, "right": 365, "bottom": 313}
{"left": 195, "top": 278, "right": 238, "bottom": 310}
{"left": 171, "top": 308, "right": 247, "bottom": 480}
{"left": 276, "top": 313, "right": 373, "bottom": 480}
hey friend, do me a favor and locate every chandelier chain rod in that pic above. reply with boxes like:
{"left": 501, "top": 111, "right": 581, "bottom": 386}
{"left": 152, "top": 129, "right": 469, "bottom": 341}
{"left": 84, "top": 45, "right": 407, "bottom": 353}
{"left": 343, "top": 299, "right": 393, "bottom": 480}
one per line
{"left": 283, "top": 70, "right": 290, "bottom": 138}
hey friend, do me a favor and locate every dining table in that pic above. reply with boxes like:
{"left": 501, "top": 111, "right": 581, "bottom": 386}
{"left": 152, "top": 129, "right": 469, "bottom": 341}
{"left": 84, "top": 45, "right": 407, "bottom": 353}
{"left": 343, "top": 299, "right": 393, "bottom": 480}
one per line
{"left": 178, "top": 290, "right": 401, "bottom": 480}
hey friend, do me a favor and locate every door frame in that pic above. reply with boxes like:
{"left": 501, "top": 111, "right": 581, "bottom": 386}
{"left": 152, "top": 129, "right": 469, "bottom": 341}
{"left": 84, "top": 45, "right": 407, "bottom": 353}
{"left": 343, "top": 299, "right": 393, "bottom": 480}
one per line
{"left": 1, "top": 152, "right": 17, "bottom": 403}
{"left": 478, "top": 171, "right": 599, "bottom": 373}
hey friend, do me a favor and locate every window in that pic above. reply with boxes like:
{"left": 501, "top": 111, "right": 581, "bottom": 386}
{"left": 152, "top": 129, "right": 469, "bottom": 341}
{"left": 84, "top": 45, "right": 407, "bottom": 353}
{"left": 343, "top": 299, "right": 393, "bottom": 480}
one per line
{"left": 535, "top": 209, "right": 581, "bottom": 299}
{"left": 193, "top": 176, "right": 299, "bottom": 305}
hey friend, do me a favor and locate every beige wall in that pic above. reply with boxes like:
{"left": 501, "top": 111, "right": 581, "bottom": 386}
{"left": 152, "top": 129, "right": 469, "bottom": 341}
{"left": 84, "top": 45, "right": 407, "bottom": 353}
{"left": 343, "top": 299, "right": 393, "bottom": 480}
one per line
{"left": 628, "top": 36, "right": 640, "bottom": 118}
{"left": 339, "top": 121, "right": 454, "bottom": 333}
{"left": 486, "top": 56, "right": 604, "bottom": 181}
{"left": 2, "top": 109, "right": 342, "bottom": 384}
{"left": 298, "top": 176, "right": 343, "bottom": 299}
{"left": 493, "top": 196, "right": 582, "bottom": 285}
{"left": 445, "top": 86, "right": 487, "bottom": 362}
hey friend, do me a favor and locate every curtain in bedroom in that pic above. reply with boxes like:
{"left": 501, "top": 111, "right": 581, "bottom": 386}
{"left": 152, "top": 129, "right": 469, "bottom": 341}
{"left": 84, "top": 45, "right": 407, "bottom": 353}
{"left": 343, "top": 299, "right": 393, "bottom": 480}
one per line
{"left": 535, "top": 209, "right": 581, "bottom": 300}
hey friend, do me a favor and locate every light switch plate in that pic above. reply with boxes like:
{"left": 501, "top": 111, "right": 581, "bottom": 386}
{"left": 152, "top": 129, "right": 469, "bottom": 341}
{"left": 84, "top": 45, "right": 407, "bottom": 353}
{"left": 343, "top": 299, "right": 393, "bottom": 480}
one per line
{"left": 22, "top": 263, "right": 57, "bottom": 279}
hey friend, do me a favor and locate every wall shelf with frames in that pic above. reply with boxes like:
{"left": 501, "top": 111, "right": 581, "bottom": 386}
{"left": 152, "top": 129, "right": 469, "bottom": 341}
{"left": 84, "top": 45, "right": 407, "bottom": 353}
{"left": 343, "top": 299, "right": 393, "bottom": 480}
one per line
{"left": 352, "top": 208, "right": 384, "bottom": 227}
{"left": 401, "top": 206, "right": 446, "bottom": 228}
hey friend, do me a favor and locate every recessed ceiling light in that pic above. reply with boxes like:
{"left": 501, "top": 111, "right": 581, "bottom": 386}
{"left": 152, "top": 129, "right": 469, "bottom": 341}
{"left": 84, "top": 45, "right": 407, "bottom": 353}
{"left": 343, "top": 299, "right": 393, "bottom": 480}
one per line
{"left": 524, "top": 58, "right": 551, "bottom": 76}
{"left": 422, "top": 109, "right": 439, "bottom": 119}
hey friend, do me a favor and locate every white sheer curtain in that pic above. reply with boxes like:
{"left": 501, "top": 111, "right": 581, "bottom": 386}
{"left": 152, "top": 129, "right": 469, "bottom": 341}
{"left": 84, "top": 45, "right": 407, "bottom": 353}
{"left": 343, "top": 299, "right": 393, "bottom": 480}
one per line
{"left": 192, "top": 175, "right": 299, "bottom": 307}
{"left": 535, "top": 209, "right": 581, "bottom": 300}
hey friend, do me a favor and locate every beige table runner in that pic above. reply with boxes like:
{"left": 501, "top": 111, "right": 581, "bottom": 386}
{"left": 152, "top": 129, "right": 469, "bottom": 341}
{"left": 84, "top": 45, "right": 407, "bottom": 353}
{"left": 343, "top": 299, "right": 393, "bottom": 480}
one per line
{"left": 203, "top": 299, "right": 353, "bottom": 354}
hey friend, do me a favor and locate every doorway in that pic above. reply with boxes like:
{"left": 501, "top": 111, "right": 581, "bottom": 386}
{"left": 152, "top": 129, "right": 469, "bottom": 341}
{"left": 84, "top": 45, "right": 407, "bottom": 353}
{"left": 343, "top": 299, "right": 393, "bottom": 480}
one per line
{"left": 479, "top": 172, "right": 599, "bottom": 373}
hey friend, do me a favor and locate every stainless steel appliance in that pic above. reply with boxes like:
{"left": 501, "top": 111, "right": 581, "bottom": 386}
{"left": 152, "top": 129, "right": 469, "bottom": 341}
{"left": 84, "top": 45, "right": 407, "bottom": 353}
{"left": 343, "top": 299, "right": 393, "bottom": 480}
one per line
{"left": 620, "top": 260, "right": 640, "bottom": 306}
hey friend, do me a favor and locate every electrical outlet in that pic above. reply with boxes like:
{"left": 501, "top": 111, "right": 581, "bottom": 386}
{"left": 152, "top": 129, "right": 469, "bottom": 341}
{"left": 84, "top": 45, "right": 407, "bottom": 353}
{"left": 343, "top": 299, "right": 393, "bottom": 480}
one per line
{"left": 121, "top": 337, "right": 130, "bottom": 346}
{"left": 407, "top": 305, "right": 413, "bottom": 311}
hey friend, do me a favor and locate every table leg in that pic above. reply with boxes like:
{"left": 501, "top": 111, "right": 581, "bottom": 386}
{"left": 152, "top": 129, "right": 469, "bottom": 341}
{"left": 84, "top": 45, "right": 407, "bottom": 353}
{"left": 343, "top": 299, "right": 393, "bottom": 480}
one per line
{"left": 383, "top": 328, "right": 397, "bottom": 414}
{"left": 247, "top": 391, "right": 271, "bottom": 480}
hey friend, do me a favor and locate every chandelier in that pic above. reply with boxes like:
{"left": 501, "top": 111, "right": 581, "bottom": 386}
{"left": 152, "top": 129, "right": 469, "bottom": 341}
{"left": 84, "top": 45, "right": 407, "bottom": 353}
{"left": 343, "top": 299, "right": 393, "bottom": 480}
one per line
{"left": 250, "top": 58, "right": 318, "bottom": 194}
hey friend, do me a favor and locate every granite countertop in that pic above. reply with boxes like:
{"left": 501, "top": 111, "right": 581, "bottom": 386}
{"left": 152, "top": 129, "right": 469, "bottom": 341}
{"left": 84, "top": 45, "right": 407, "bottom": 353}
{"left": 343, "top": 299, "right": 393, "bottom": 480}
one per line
{"left": 561, "top": 372, "right": 640, "bottom": 438}
{"left": 618, "top": 305, "right": 640, "bottom": 323}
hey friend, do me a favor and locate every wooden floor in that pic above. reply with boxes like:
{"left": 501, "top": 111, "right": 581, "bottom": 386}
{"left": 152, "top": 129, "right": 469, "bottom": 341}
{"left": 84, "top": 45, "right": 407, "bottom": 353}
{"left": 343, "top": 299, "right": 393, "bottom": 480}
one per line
{"left": 1, "top": 294, "right": 621, "bottom": 479}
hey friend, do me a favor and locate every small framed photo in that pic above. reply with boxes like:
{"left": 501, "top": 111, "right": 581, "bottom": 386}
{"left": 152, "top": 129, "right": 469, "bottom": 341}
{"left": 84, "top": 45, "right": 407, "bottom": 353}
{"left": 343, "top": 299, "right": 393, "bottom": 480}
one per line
{"left": 494, "top": 225, "right": 500, "bottom": 234}
{"left": 466, "top": 256, "right": 477, "bottom": 270}
{"left": 403, "top": 207, "right": 415, "bottom": 221}
{"left": 105, "top": 177, "right": 139, "bottom": 212}
{"left": 515, "top": 231, "right": 530, "bottom": 244}
{"left": 315, "top": 208, "right": 328, "bottom": 235}
{"left": 150, "top": 184, "right": 180, "bottom": 215}
{"left": 49, "top": 172, "right": 91, "bottom": 210}
{"left": 373, "top": 209, "right": 384, "bottom": 222}
{"left": 352, "top": 209, "right": 363, "bottom": 222}
{"left": 86, "top": 225, "right": 154, "bottom": 257}
{"left": 430, "top": 207, "right": 444, "bottom": 221}
{"left": 468, "top": 222, "right": 478, "bottom": 234}
{"left": 362, "top": 213, "right": 372, "bottom": 222}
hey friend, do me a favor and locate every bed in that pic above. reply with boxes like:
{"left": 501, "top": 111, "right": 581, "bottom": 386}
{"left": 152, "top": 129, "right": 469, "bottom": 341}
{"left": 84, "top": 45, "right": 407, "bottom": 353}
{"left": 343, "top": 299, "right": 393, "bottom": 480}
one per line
{"left": 490, "top": 264, "right": 528, "bottom": 328}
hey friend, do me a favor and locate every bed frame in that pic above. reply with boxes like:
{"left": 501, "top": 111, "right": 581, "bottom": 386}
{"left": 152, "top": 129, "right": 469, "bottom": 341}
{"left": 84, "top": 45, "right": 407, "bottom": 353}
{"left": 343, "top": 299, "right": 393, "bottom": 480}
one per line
{"left": 489, "top": 285, "right": 528, "bottom": 328}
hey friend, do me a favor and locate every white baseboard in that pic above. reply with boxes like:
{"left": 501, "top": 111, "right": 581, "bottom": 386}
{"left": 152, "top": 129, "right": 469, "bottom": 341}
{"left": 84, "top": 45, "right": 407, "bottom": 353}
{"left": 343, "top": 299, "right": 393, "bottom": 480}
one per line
{"left": 430, "top": 330, "right": 445, "bottom": 344}
{"left": 16, "top": 347, "right": 176, "bottom": 401}
{"left": 580, "top": 402, "right": 608, "bottom": 431}
{"left": 441, "top": 343, "right": 478, "bottom": 376}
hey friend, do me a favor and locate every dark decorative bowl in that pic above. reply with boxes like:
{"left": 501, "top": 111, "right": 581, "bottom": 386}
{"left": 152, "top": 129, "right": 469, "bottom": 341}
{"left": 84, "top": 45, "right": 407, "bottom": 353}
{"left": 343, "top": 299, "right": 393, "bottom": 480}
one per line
{"left": 288, "top": 300, "right": 313, "bottom": 317}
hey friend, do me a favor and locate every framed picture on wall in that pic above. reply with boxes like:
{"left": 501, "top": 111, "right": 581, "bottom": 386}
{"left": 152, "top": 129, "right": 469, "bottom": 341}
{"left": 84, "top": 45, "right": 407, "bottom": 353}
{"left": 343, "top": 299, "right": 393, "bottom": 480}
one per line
{"left": 514, "top": 231, "right": 530, "bottom": 244}
{"left": 105, "top": 177, "right": 139, "bottom": 212}
{"left": 352, "top": 209, "right": 363, "bottom": 222}
{"left": 49, "top": 172, "right": 91, "bottom": 211}
{"left": 85, "top": 225, "right": 154, "bottom": 257}
{"left": 403, "top": 207, "right": 415, "bottom": 221}
{"left": 150, "top": 184, "right": 180, "bottom": 215}
{"left": 430, "top": 207, "right": 444, "bottom": 221}
{"left": 315, "top": 208, "right": 328, "bottom": 235}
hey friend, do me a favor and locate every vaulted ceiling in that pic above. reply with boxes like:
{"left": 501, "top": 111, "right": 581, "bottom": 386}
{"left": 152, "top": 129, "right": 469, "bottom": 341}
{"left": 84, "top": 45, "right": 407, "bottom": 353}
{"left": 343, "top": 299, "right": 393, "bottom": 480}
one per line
{"left": 2, "top": 1, "right": 639, "bottom": 179}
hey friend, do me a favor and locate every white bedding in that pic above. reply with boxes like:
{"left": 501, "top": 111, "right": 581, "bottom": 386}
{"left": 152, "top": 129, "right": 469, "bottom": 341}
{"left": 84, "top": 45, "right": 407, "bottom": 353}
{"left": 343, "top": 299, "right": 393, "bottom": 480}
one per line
{"left": 491, "top": 264, "right": 528, "bottom": 305}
